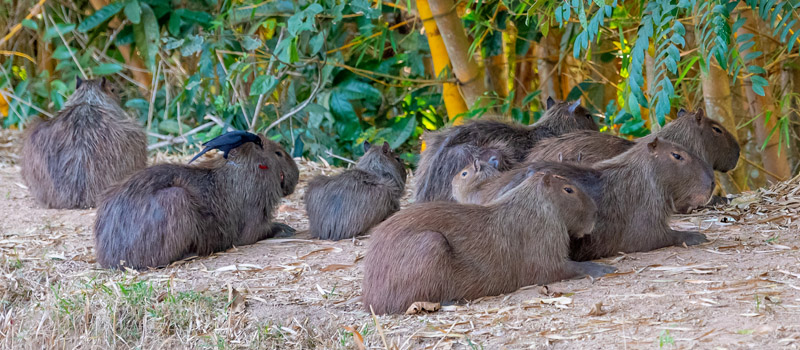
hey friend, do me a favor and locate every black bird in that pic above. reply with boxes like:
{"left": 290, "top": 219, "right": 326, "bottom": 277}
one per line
{"left": 189, "top": 130, "right": 263, "bottom": 163}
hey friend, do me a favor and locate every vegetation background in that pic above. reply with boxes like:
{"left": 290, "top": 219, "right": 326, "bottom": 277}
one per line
{"left": 3, "top": 0, "right": 800, "bottom": 193}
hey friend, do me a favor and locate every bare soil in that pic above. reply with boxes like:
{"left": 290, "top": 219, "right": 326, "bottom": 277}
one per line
{"left": 1, "top": 129, "right": 800, "bottom": 349}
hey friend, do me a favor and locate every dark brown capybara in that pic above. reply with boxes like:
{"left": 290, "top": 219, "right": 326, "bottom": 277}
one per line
{"left": 362, "top": 171, "right": 616, "bottom": 315}
{"left": 305, "top": 141, "right": 407, "bottom": 241}
{"left": 526, "top": 108, "right": 740, "bottom": 172}
{"left": 414, "top": 97, "right": 598, "bottom": 203}
{"left": 93, "top": 132, "right": 299, "bottom": 270}
{"left": 21, "top": 77, "right": 147, "bottom": 209}
{"left": 474, "top": 138, "right": 714, "bottom": 261}
{"left": 451, "top": 156, "right": 502, "bottom": 204}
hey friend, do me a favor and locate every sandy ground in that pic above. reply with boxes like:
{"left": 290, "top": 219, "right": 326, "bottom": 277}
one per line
{"left": 2, "top": 129, "right": 800, "bottom": 349}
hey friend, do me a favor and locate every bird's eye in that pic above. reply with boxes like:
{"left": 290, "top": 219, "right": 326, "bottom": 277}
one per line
{"left": 461, "top": 171, "right": 468, "bottom": 177}
{"left": 585, "top": 114, "right": 592, "bottom": 119}
{"left": 563, "top": 187, "right": 574, "bottom": 194}
{"left": 275, "top": 151, "right": 283, "bottom": 157}
{"left": 671, "top": 152, "right": 683, "bottom": 160}
{"left": 712, "top": 126, "right": 722, "bottom": 134}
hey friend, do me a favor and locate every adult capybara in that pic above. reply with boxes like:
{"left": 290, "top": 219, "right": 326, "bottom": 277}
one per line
{"left": 94, "top": 132, "right": 299, "bottom": 270}
{"left": 475, "top": 138, "right": 714, "bottom": 260}
{"left": 526, "top": 108, "right": 740, "bottom": 172}
{"left": 415, "top": 97, "right": 597, "bottom": 203}
{"left": 305, "top": 141, "right": 407, "bottom": 241}
{"left": 451, "top": 155, "right": 502, "bottom": 204}
{"left": 21, "top": 77, "right": 146, "bottom": 209}
{"left": 362, "top": 171, "right": 616, "bottom": 315}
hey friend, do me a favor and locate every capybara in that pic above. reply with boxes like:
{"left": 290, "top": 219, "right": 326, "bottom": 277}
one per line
{"left": 362, "top": 171, "right": 616, "bottom": 315}
{"left": 94, "top": 132, "right": 299, "bottom": 270}
{"left": 415, "top": 97, "right": 598, "bottom": 203}
{"left": 526, "top": 108, "right": 740, "bottom": 172}
{"left": 305, "top": 141, "right": 407, "bottom": 241}
{"left": 451, "top": 156, "right": 502, "bottom": 204}
{"left": 21, "top": 77, "right": 147, "bottom": 209}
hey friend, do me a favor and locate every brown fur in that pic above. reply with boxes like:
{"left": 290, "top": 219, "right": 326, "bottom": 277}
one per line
{"left": 362, "top": 172, "right": 616, "bottom": 315}
{"left": 415, "top": 98, "right": 598, "bottom": 203}
{"left": 451, "top": 157, "right": 502, "bottom": 204}
{"left": 21, "top": 78, "right": 146, "bottom": 209}
{"left": 93, "top": 135, "right": 299, "bottom": 270}
{"left": 305, "top": 141, "right": 407, "bottom": 241}
{"left": 525, "top": 109, "right": 740, "bottom": 172}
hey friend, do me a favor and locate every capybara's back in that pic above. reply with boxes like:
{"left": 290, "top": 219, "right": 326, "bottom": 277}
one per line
{"left": 306, "top": 141, "right": 406, "bottom": 241}
{"left": 21, "top": 78, "right": 146, "bottom": 209}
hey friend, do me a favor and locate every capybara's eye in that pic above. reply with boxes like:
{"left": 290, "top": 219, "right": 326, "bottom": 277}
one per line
{"left": 275, "top": 151, "right": 283, "bottom": 157}
{"left": 563, "top": 187, "right": 574, "bottom": 194}
{"left": 586, "top": 114, "right": 592, "bottom": 119}
{"left": 461, "top": 171, "right": 468, "bottom": 177}
{"left": 712, "top": 126, "right": 722, "bottom": 134}
{"left": 671, "top": 152, "right": 683, "bottom": 161}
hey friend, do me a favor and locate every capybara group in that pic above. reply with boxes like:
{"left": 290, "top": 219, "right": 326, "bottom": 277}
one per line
{"left": 21, "top": 77, "right": 146, "bottom": 209}
{"left": 414, "top": 97, "right": 598, "bottom": 202}
{"left": 93, "top": 132, "right": 299, "bottom": 270}
{"left": 362, "top": 171, "right": 616, "bottom": 315}
{"left": 305, "top": 141, "right": 407, "bottom": 241}
{"left": 526, "top": 108, "right": 740, "bottom": 172}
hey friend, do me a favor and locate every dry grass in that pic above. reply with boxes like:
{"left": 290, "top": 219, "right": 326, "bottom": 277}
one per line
{"left": 2, "top": 129, "right": 800, "bottom": 349}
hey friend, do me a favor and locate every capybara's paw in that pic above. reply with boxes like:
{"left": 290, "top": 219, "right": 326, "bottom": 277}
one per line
{"left": 675, "top": 231, "right": 708, "bottom": 246}
{"left": 577, "top": 261, "right": 617, "bottom": 278}
{"left": 270, "top": 223, "right": 296, "bottom": 238}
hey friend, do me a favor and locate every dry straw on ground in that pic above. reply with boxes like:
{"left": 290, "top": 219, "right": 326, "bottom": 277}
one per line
{"left": 1, "top": 129, "right": 800, "bottom": 349}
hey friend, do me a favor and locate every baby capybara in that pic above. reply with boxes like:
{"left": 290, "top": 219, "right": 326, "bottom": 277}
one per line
{"left": 21, "top": 77, "right": 146, "bottom": 209}
{"left": 305, "top": 141, "right": 407, "bottom": 241}
{"left": 451, "top": 157, "right": 502, "bottom": 204}
{"left": 94, "top": 132, "right": 299, "bottom": 270}
{"left": 362, "top": 171, "right": 617, "bottom": 315}
{"left": 526, "top": 108, "right": 740, "bottom": 172}
{"left": 415, "top": 97, "right": 597, "bottom": 203}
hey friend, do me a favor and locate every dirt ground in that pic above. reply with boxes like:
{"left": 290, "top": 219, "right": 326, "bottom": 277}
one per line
{"left": 2, "top": 129, "right": 800, "bottom": 349}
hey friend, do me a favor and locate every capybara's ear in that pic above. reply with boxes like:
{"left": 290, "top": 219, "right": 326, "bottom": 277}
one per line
{"left": 695, "top": 108, "right": 705, "bottom": 124}
{"left": 677, "top": 108, "right": 687, "bottom": 118}
{"left": 487, "top": 156, "right": 499, "bottom": 169}
{"left": 101, "top": 77, "right": 108, "bottom": 88}
{"left": 363, "top": 141, "right": 371, "bottom": 152}
{"left": 568, "top": 99, "right": 581, "bottom": 114}
{"left": 76, "top": 76, "right": 83, "bottom": 89}
{"left": 472, "top": 158, "right": 481, "bottom": 172}
{"left": 648, "top": 137, "right": 659, "bottom": 153}
{"left": 382, "top": 141, "right": 390, "bottom": 153}
{"left": 546, "top": 96, "right": 556, "bottom": 109}
{"left": 543, "top": 173, "right": 552, "bottom": 186}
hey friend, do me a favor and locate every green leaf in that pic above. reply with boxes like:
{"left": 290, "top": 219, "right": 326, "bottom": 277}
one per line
{"left": 289, "top": 36, "right": 299, "bottom": 63}
{"left": 522, "top": 90, "right": 541, "bottom": 106}
{"left": 124, "top": 0, "right": 141, "bottom": 24}
{"left": 78, "top": 2, "right": 124, "bottom": 32}
{"left": 309, "top": 31, "right": 325, "bottom": 55}
{"left": 751, "top": 75, "right": 768, "bottom": 96}
{"left": 389, "top": 115, "right": 416, "bottom": 149}
{"left": 242, "top": 36, "right": 262, "bottom": 51}
{"left": 164, "top": 37, "right": 184, "bottom": 50}
{"left": 92, "top": 63, "right": 123, "bottom": 75}
{"left": 21, "top": 19, "right": 38, "bottom": 30}
{"left": 44, "top": 23, "right": 76, "bottom": 41}
{"left": 249, "top": 75, "right": 279, "bottom": 96}
{"left": 174, "top": 9, "right": 213, "bottom": 25}
{"left": 133, "top": 3, "right": 159, "bottom": 71}
{"left": 168, "top": 14, "right": 182, "bottom": 36}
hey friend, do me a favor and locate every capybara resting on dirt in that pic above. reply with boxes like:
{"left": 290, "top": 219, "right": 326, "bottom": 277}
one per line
{"left": 362, "top": 171, "right": 616, "bottom": 315}
{"left": 526, "top": 108, "right": 740, "bottom": 172}
{"left": 94, "top": 132, "right": 299, "bottom": 270}
{"left": 21, "top": 77, "right": 147, "bottom": 209}
{"left": 415, "top": 97, "right": 598, "bottom": 203}
{"left": 305, "top": 141, "right": 407, "bottom": 241}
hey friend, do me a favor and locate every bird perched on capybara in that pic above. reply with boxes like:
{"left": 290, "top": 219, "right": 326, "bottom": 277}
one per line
{"left": 305, "top": 141, "right": 407, "bottom": 241}
{"left": 189, "top": 130, "right": 263, "bottom": 163}
{"left": 363, "top": 171, "right": 616, "bottom": 315}
{"left": 94, "top": 132, "right": 299, "bottom": 270}
{"left": 526, "top": 108, "right": 740, "bottom": 172}
{"left": 21, "top": 77, "right": 146, "bottom": 209}
{"left": 414, "top": 97, "right": 597, "bottom": 203}
{"left": 451, "top": 156, "right": 502, "bottom": 204}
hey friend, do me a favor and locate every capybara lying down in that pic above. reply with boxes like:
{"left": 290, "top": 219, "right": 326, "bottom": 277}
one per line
{"left": 22, "top": 77, "right": 146, "bottom": 209}
{"left": 94, "top": 132, "right": 299, "bottom": 270}
{"left": 362, "top": 171, "right": 616, "bottom": 314}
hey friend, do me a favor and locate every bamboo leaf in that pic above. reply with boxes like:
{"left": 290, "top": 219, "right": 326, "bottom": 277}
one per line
{"left": 133, "top": 3, "right": 159, "bottom": 71}
{"left": 124, "top": 0, "right": 141, "bottom": 24}
{"left": 78, "top": 2, "right": 124, "bottom": 32}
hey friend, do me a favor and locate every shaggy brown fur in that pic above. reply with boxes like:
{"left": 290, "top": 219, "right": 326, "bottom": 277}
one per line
{"left": 451, "top": 156, "right": 502, "bottom": 204}
{"left": 363, "top": 172, "right": 616, "bottom": 315}
{"left": 21, "top": 78, "right": 146, "bottom": 209}
{"left": 525, "top": 108, "right": 740, "bottom": 172}
{"left": 305, "top": 141, "right": 407, "bottom": 241}
{"left": 93, "top": 134, "right": 299, "bottom": 270}
{"left": 414, "top": 97, "right": 597, "bottom": 203}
